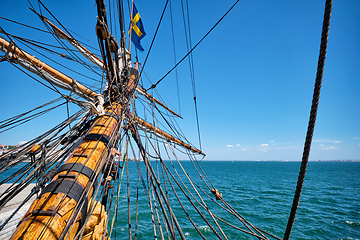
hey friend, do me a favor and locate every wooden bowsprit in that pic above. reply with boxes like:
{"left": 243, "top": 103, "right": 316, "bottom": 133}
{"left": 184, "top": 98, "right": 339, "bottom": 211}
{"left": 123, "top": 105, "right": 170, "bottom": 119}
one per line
{"left": 10, "top": 102, "right": 123, "bottom": 240}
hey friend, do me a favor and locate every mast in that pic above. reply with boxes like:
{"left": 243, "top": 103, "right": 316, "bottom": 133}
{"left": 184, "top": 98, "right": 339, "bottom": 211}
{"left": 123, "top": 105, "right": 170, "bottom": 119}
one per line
{"left": 6, "top": 1, "right": 203, "bottom": 239}
{"left": 39, "top": 15, "right": 182, "bottom": 118}
{"left": 10, "top": 103, "right": 123, "bottom": 240}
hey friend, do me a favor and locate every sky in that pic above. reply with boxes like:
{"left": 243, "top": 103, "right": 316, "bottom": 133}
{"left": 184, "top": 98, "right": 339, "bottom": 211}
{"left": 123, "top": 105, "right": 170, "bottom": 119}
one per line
{"left": 0, "top": 0, "right": 359, "bottom": 161}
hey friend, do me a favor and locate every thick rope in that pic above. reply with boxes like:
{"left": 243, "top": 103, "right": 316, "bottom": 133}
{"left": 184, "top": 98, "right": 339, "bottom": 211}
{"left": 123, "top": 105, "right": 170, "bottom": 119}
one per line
{"left": 283, "top": 1, "right": 332, "bottom": 239}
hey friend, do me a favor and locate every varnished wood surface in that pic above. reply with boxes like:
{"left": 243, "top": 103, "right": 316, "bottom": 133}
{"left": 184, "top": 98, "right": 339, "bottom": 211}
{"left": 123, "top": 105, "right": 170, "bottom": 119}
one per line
{"left": 10, "top": 103, "right": 122, "bottom": 240}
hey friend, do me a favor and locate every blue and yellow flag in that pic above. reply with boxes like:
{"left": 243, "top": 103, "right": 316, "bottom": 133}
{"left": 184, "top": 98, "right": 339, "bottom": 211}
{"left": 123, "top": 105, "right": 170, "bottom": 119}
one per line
{"left": 129, "top": 2, "right": 146, "bottom": 51}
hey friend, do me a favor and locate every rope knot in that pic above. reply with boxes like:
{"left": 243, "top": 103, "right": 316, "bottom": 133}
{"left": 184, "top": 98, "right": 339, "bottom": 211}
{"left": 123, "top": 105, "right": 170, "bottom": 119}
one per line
{"left": 0, "top": 40, "right": 18, "bottom": 62}
{"left": 211, "top": 188, "right": 222, "bottom": 200}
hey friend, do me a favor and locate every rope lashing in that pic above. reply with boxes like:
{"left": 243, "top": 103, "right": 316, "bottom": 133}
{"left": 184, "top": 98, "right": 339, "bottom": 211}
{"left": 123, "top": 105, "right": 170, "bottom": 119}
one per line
{"left": 284, "top": 1, "right": 332, "bottom": 239}
{"left": 0, "top": 40, "right": 18, "bottom": 62}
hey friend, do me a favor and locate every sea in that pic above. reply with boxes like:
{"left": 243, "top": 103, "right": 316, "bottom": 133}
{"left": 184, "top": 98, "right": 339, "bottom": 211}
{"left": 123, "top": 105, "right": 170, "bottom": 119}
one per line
{"left": 109, "top": 161, "right": 360, "bottom": 240}
{"left": 1, "top": 161, "right": 359, "bottom": 240}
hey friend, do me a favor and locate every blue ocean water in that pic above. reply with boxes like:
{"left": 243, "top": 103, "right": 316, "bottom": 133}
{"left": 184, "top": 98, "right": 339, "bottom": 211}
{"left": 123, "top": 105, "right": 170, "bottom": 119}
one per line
{"left": 110, "top": 161, "right": 360, "bottom": 240}
{"left": 1, "top": 161, "right": 359, "bottom": 239}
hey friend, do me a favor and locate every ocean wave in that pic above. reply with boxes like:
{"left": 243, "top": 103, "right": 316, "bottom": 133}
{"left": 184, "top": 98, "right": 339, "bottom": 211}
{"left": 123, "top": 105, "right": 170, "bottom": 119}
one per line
{"left": 198, "top": 225, "right": 211, "bottom": 232}
{"left": 346, "top": 220, "right": 360, "bottom": 226}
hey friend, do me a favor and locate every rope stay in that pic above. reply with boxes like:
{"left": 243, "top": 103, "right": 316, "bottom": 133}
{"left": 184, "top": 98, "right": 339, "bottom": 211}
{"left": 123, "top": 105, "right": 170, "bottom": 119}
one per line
{"left": 284, "top": 0, "right": 332, "bottom": 239}
{"left": 146, "top": 0, "right": 240, "bottom": 91}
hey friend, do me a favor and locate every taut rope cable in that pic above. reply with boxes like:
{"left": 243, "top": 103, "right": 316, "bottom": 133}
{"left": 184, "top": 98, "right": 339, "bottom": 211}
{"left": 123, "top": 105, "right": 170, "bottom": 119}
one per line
{"left": 139, "top": 0, "right": 169, "bottom": 77}
{"left": 168, "top": 0, "right": 181, "bottom": 115}
{"left": 161, "top": 160, "right": 207, "bottom": 239}
{"left": 32, "top": 5, "right": 100, "bottom": 75}
{"left": 0, "top": 97, "right": 61, "bottom": 125}
{"left": 284, "top": 0, "right": 332, "bottom": 239}
{"left": 179, "top": 0, "right": 202, "bottom": 151}
{"left": 147, "top": 0, "right": 240, "bottom": 91}
{"left": 127, "top": 156, "right": 132, "bottom": 239}
{"left": 0, "top": 16, "right": 50, "bottom": 33}
{"left": 15, "top": 39, "right": 102, "bottom": 82}
{"left": 160, "top": 154, "right": 223, "bottom": 239}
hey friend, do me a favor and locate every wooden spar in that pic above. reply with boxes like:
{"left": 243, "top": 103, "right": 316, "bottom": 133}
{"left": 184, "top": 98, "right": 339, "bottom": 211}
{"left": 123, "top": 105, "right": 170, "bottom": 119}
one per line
{"left": 33, "top": 16, "right": 182, "bottom": 119}
{"left": 0, "top": 37, "right": 97, "bottom": 100}
{"left": 10, "top": 103, "right": 123, "bottom": 240}
{"left": 136, "top": 86, "right": 182, "bottom": 118}
{"left": 133, "top": 115, "right": 205, "bottom": 156}
{"left": 40, "top": 15, "right": 104, "bottom": 68}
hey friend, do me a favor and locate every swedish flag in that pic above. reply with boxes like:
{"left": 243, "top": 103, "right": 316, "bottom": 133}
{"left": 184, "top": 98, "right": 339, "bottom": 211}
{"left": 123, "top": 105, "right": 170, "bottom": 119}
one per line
{"left": 129, "top": 2, "right": 146, "bottom": 51}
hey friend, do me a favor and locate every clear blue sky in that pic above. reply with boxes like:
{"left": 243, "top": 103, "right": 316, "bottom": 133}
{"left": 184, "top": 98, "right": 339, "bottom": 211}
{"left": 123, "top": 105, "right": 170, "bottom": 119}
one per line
{"left": 0, "top": 0, "right": 359, "bottom": 160}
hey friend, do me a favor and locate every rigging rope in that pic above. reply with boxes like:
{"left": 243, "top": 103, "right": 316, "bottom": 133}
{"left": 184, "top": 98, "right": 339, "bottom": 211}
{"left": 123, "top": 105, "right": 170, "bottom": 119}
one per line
{"left": 179, "top": 0, "right": 202, "bottom": 151}
{"left": 0, "top": 97, "right": 62, "bottom": 128}
{"left": 127, "top": 155, "right": 132, "bottom": 239}
{"left": 168, "top": 0, "right": 181, "bottom": 115}
{"left": 134, "top": 173, "right": 140, "bottom": 240}
{"left": 139, "top": 0, "right": 169, "bottom": 77}
{"left": 14, "top": 37, "right": 102, "bottom": 90}
{"left": 21, "top": 5, "right": 101, "bottom": 80}
{"left": 146, "top": 0, "right": 240, "bottom": 91}
{"left": 160, "top": 155, "right": 223, "bottom": 239}
{"left": 15, "top": 37, "right": 102, "bottom": 81}
{"left": 109, "top": 139, "right": 127, "bottom": 236}
{"left": 0, "top": 29, "right": 67, "bottom": 97}
{"left": 129, "top": 124, "right": 186, "bottom": 239}
{"left": 0, "top": 109, "right": 90, "bottom": 216}
{"left": 283, "top": 0, "right": 332, "bottom": 239}
{"left": 0, "top": 16, "right": 50, "bottom": 33}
